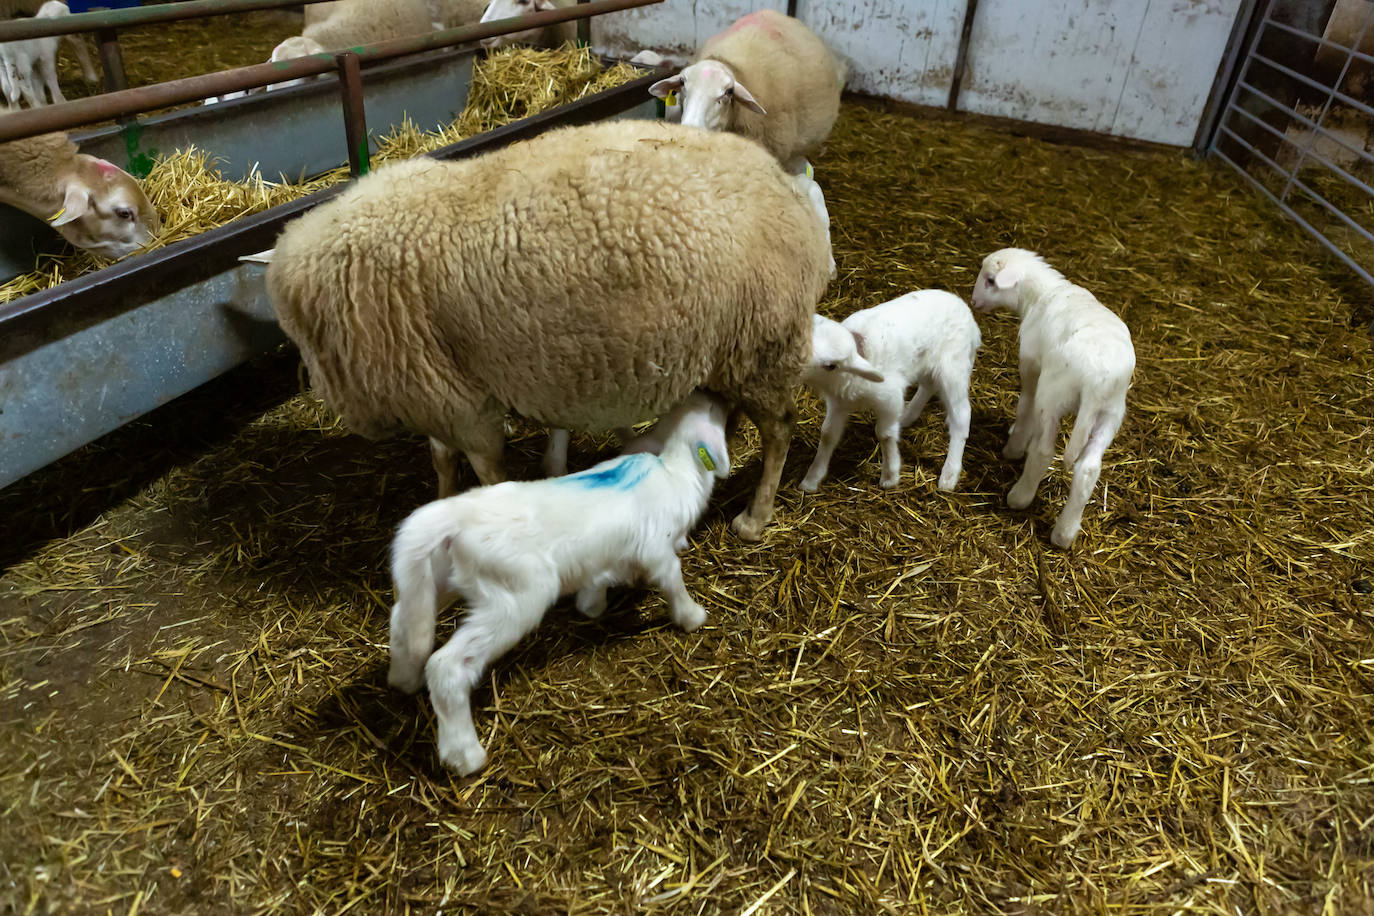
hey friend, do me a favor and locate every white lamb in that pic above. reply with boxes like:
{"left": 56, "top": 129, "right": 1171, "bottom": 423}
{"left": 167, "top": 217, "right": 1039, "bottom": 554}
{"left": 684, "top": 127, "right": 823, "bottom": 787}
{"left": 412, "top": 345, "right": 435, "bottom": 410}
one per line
{"left": 302, "top": 0, "right": 432, "bottom": 52}
{"left": 387, "top": 391, "right": 730, "bottom": 775}
{"left": 0, "top": 1, "right": 97, "bottom": 108}
{"left": 970, "top": 248, "right": 1135, "bottom": 548}
{"left": 478, "top": 0, "right": 576, "bottom": 49}
{"left": 647, "top": 9, "right": 843, "bottom": 172}
{"left": 801, "top": 290, "right": 980, "bottom": 493}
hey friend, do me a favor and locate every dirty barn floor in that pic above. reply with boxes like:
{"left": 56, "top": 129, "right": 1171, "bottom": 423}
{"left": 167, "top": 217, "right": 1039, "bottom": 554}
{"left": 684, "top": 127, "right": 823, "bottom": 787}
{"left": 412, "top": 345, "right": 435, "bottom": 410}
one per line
{"left": 2, "top": 103, "right": 1373, "bottom": 914}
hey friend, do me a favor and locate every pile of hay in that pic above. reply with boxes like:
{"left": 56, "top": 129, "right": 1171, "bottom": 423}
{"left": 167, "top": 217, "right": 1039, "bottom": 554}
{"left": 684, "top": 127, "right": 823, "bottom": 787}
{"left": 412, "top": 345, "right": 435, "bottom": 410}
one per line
{"left": 2, "top": 102, "right": 1372, "bottom": 914}
{"left": 0, "top": 45, "right": 642, "bottom": 303}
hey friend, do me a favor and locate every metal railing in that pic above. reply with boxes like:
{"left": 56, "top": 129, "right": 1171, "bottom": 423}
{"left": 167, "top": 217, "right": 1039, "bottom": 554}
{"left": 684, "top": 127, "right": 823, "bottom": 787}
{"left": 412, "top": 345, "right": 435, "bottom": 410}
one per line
{"left": 0, "top": 0, "right": 664, "bottom": 174}
{"left": 1209, "top": 0, "right": 1374, "bottom": 289}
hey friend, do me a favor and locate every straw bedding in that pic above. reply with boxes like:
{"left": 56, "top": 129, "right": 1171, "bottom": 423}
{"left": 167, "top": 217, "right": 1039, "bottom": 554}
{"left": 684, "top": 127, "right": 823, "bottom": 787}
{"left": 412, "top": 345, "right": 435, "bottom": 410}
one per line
{"left": 1, "top": 101, "right": 1373, "bottom": 914}
{"left": 0, "top": 45, "right": 642, "bottom": 303}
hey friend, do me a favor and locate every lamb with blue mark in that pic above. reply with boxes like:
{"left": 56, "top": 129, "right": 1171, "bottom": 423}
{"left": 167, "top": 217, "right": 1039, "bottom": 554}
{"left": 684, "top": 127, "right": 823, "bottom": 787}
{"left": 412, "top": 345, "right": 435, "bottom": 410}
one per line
{"left": 386, "top": 391, "right": 731, "bottom": 775}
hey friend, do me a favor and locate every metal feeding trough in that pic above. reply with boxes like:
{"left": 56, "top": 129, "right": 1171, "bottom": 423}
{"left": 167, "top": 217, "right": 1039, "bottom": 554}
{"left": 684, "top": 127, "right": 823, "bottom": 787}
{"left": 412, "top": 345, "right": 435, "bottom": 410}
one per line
{"left": 0, "top": 0, "right": 668, "bottom": 492}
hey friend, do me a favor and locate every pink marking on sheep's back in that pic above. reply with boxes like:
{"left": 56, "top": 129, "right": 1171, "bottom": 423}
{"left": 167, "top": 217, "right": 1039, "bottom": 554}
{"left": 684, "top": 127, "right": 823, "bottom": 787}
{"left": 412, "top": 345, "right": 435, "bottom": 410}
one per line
{"left": 93, "top": 159, "right": 121, "bottom": 176}
{"left": 722, "top": 10, "right": 784, "bottom": 40}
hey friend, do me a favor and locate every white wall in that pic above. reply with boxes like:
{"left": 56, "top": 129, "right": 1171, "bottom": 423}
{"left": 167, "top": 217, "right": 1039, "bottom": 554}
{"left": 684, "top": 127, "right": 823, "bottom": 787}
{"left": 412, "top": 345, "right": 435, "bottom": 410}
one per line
{"left": 591, "top": 0, "right": 1246, "bottom": 146}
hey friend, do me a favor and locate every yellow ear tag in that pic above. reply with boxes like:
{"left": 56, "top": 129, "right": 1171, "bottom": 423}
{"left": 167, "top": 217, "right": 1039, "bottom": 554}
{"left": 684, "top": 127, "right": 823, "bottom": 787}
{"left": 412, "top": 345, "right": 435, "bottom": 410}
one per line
{"left": 48, "top": 207, "right": 65, "bottom": 223}
{"left": 665, "top": 89, "right": 677, "bottom": 107}
{"left": 805, "top": 162, "right": 814, "bottom": 180}
{"left": 696, "top": 443, "right": 716, "bottom": 472}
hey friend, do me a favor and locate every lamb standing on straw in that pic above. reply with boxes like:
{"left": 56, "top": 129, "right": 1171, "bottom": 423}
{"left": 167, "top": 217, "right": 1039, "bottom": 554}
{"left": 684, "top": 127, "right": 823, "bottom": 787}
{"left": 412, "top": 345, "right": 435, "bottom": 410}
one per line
{"left": 971, "top": 248, "right": 1135, "bottom": 547}
{"left": 387, "top": 391, "right": 730, "bottom": 775}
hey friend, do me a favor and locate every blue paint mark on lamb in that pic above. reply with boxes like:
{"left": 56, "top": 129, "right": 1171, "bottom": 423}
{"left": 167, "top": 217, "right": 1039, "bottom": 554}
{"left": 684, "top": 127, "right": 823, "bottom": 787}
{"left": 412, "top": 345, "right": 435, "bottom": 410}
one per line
{"left": 558, "top": 453, "right": 659, "bottom": 491}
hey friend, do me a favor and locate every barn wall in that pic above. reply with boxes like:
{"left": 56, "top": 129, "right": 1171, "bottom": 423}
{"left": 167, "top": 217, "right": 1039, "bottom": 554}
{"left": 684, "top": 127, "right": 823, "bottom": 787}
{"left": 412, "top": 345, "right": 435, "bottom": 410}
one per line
{"left": 592, "top": 0, "right": 1247, "bottom": 147}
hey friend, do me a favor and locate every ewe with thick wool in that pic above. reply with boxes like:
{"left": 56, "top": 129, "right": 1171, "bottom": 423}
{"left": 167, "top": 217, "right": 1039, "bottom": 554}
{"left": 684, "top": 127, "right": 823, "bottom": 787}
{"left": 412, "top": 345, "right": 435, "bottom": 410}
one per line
{"left": 649, "top": 8, "right": 843, "bottom": 171}
{"left": 0, "top": 132, "right": 159, "bottom": 258}
{"left": 267, "top": 118, "right": 833, "bottom": 540}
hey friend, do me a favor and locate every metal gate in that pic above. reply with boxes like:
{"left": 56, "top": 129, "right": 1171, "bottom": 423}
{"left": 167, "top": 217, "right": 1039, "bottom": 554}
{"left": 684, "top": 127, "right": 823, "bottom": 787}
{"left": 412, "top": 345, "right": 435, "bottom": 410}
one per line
{"left": 1210, "top": 0, "right": 1374, "bottom": 289}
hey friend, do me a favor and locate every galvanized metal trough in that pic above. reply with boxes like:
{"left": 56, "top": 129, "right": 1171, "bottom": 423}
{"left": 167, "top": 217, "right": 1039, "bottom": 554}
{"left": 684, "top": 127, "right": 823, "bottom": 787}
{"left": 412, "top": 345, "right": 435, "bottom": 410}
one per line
{"left": 0, "top": 4, "right": 666, "bottom": 490}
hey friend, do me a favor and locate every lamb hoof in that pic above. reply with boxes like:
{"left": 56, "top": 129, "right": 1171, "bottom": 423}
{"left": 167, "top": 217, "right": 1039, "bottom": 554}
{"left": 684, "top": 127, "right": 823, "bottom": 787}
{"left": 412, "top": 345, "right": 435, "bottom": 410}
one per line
{"left": 387, "top": 662, "right": 426, "bottom": 695}
{"left": 879, "top": 472, "right": 900, "bottom": 489}
{"left": 673, "top": 601, "right": 708, "bottom": 632}
{"left": 1002, "top": 442, "right": 1025, "bottom": 461}
{"left": 799, "top": 475, "right": 822, "bottom": 493}
{"left": 730, "top": 511, "right": 766, "bottom": 542}
{"left": 937, "top": 469, "right": 960, "bottom": 492}
{"left": 1050, "top": 523, "right": 1080, "bottom": 549}
{"left": 1007, "top": 486, "right": 1036, "bottom": 510}
{"left": 674, "top": 535, "right": 690, "bottom": 553}
{"left": 439, "top": 739, "right": 488, "bottom": 776}
{"left": 575, "top": 589, "right": 607, "bottom": 619}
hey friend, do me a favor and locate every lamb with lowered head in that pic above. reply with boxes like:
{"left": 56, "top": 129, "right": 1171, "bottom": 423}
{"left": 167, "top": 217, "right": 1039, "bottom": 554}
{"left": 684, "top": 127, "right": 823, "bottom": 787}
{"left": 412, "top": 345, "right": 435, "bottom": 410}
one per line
{"left": 971, "top": 248, "right": 1135, "bottom": 548}
{"left": 387, "top": 391, "right": 730, "bottom": 774}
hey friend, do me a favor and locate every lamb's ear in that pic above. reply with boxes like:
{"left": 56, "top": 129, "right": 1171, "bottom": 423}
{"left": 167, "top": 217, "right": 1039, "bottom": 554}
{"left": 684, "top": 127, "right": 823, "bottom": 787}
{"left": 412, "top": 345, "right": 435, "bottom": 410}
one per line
{"left": 850, "top": 330, "right": 868, "bottom": 358}
{"left": 648, "top": 75, "right": 683, "bottom": 99}
{"left": 994, "top": 262, "right": 1025, "bottom": 290}
{"left": 50, "top": 182, "right": 91, "bottom": 227}
{"left": 533, "top": 0, "right": 558, "bottom": 10}
{"left": 729, "top": 80, "right": 766, "bottom": 114}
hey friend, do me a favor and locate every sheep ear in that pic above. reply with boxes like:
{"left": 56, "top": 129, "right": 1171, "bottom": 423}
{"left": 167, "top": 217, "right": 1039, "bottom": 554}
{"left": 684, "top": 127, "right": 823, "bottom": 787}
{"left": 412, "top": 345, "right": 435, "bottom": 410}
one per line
{"left": 50, "top": 182, "right": 91, "bottom": 227}
{"left": 850, "top": 329, "right": 868, "bottom": 358}
{"left": 533, "top": 0, "right": 558, "bottom": 9}
{"left": 994, "top": 263, "right": 1024, "bottom": 290}
{"left": 648, "top": 75, "right": 682, "bottom": 99}
{"left": 730, "top": 81, "right": 766, "bottom": 114}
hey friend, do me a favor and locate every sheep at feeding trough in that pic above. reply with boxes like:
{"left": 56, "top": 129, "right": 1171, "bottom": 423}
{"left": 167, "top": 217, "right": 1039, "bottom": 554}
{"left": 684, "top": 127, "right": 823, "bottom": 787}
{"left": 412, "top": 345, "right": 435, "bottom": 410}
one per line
{"left": 302, "top": 0, "right": 432, "bottom": 52}
{"left": 971, "top": 248, "right": 1135, "bottom": 548}
{"left": 203, "top": 36, "right": 327, "bottom": 105}
{"left": 0, "top": 131, "right": 159, "bottom": 258}
{"left": 801, "top": 290, "right": 980, "bottom": 493}
{"left": 477, "top": 0, "right": 577, "bottom": 49}
{"left": 387, "top": 391, "right": 730, "bottom": 775}
{"left": 0, "top": 1, "right": 97, "bottom": 108}
{"left": 265, "top": 118, "right": 832, "bottom": 541}
{"left": 647, "top": 9, "right": 843, "bottom": 173}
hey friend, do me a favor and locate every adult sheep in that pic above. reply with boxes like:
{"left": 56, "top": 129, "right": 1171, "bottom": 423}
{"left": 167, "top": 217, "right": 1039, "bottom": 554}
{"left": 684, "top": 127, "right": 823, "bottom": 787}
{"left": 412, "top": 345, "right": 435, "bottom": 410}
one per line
{"left": 302, "top": 0, "right": 431, "bottom": 51}
{"left": 265, "top": 120, "right": 835, "bottom": 541}
{"left": 648, "top": 9, "right": 843, "bottom": 173}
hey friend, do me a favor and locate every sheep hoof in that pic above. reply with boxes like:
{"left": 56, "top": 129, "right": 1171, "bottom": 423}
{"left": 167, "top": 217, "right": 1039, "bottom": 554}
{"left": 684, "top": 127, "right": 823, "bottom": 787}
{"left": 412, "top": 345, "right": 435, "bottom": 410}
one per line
{"left": 439, "top": 738, "right": 488, "bottom": 776}
{"left": 673, "top": 601, "right": 708, "bottom": 632}
{"left": 575, "top": 589, "right": 607, "bottom": 619}
{"left": 1050, "top": 523, "right": 1080, "bottom": 549}
{"left": 799, "top": 475, "right": 822, "bottom": 493}
{"left": 879, "top": 472, "right": 900, "bottom": 489}
{"left": 937, "top": 470, "right": 960, "bottom": 491}
{"left": 730, "top": 511, "right": 766, "bottom": 542}
{"left": 1007, "top": 486, "right": 1036, "bottom": 510}
{"left": 1002, "top": 442, "right": 1025, "bottom": 461}
{"left": 387, "top": 662, "right": 426, "bottom": 695}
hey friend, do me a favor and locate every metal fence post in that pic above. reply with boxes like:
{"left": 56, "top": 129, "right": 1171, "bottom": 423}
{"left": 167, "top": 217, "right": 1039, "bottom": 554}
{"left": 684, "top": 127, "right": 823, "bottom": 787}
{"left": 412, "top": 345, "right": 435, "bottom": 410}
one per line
{"left": 336, "top": 52, "right": 369, "bottom": 177}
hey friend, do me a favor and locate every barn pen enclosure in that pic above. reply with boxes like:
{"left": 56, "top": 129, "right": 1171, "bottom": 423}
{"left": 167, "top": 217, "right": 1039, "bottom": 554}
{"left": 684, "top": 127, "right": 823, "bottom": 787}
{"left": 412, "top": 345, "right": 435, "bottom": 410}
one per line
{"left": 2, "top": 0, "right": 1374, "bottom": 912}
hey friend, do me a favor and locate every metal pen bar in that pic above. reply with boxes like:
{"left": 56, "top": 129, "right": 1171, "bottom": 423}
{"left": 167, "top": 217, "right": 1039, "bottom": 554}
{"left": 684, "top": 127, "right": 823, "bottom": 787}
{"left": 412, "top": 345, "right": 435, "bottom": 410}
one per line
{"left": 0, "top": 0, "right": 340, "bottom": 42}
{"left": 1261, "top": 16, "right": 1374, "bottom": 68}
{"left": 1249, "top": 51, "right": 1374, "bottom": 121}
{"left": 947, "top": 0, "right": 982, "bottom": 112}
{"left": 1222, "top": 123, "right": 1374, "bottom": 247}
{"left": 0, "top": 0, "right": 664, "bottom": 144}
{"left": 337, "top": 52, "right": 369, "bottom": 177}
{"left": 1213, "top": 145, "right": 1374, "bottom": 287}
{"left": 1236, "top": 79, "right": 1374, "bottom": 172}
{"left": 1228, "top": 92, "right": 1374, "bottom": 196}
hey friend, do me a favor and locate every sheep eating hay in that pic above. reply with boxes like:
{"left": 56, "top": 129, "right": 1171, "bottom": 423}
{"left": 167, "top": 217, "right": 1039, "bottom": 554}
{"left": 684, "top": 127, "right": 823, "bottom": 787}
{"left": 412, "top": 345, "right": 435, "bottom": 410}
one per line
{"left": 266, "top": 119, "right": 833, "bottom": 540}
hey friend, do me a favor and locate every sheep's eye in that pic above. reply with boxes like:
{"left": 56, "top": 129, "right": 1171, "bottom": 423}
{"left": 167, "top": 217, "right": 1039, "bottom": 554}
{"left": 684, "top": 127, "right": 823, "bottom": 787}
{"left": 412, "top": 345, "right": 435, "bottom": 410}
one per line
{"left": 984, "top": 277, "right": 994, "bottom": 287}
{"left": 825, "top": 363, "right": 837, "bottom": 371}
{"left": 115, "top": 207, "right": 135, "bottom": 221}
